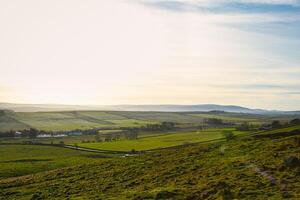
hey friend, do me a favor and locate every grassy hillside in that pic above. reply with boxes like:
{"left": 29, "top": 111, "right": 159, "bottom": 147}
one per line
{"left": 258, "top": 125, "right": 300, "bottom": 135}
{"left": 0, "top": 129, "right": 299, "bottom": 199}
{"left": 0, "top": 110, "right": 266, "bottom": 132}
{"left": 0, "top": 111, "right": 29, "bottom": 131}
{"left": 188, "top": 113, "right": 260, "bottom": 122}
{"left": 0, "top": 111, "right": 156, "bottom": 131}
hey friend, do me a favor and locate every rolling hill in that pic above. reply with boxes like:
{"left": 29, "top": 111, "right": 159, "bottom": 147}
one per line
{"left": 2, "top": 102, "right": 299, "bottom": 114}
{"left": 1, "top": 127, "right": 299, "bottom": 199}
{"left": 0, "top": 110, "right": 266, "bottom": 132}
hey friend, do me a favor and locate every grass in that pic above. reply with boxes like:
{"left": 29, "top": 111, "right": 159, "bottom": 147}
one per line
{"left": 0, "top": 145, "right": 109, "bottom": 179}
{"left": 0, "top": 135, "right": 98, "bottom": 145}
{"left": 188, "top": 113, "right": 260, "bottom": 122}
{"left": 260, "top": 125, "right": 300, "bottom": 134}
{"left": 13, "top": 112, "right": 109, "bottom": 131}
{"left": 0, "top": 128, "right": 250, "bottom": 151}
{"left": 0, "top": 111, "right": 158, "bottom": 131}
{"left": 77, "top": 129, "right": 250, "bottom": 151}
{"left": 0, "top": 112, "right": 29, "bottom": 131}
{"left": 77, "top": 111, "right": 127, "bottom": 120}
{"left": 0, "top": 110, "right": 273, "bottom": 132}
{"left": 105, "top": 119, "right": 156, "bottom": 127}
{"left": 1, "top": 129, "right": 299, "bottom": 199}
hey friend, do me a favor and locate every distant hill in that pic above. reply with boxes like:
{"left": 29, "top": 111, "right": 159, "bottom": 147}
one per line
{"left": 0, "top": 102, "right": 299, "bottom": 114}
{"left": 110, "top": 104, "right": 268, "bottom": 113}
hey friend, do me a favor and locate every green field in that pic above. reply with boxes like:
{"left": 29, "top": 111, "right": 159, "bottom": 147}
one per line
{"left": 0, "top": 112, "right": 30, "bottom": 131}
{"left": 0, "top": 110, "right": 267, "bottom": 132}
{"left": 77, "top": 129, "right": 249, "bottom": 151}
{"left": 0, "top": 111, "right": 156, "bottom": 131}
{"left": 0, "top": 128, "right": 250, "bottom": 151}
{"left": 1, "top": 109, "right": 300, "bottom": 199}
{"left": 258, "top": 125, "right": 300, "bottom": 135}
{"left": 0, "top": 145, "right": 108, "bottom": 179}
{"left": 1, "top": 127, "right": 299, "bottom": 199}
{"left": 188, "top": 113, "right": 261, "bottom": 122}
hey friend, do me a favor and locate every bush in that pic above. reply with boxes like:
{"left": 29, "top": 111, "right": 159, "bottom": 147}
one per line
{"left": 290, "top": 118, "right": 300, "bottom": 125}
{"left": 271, "top": 120, "right": 282, "bottom": 129}
{"left": 223, "top": 131, "right": 235, "bottom": 141}
{"left": 236, "top": 122, "right": 251, "bottom": 131}
{"left": 284, "top": 156, "right": 300, "bottom": 168}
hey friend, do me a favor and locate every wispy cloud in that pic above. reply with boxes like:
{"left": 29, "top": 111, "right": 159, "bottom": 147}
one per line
{"left": 139, "top": 0, "right": 300, "bottom": 12}
{"left": 209, "top": 83, "right": 300, "bottom": 92}
{"left": 138, "top": 0, "right": 300, "bottom": 22}
{"left": 1, "top": 0, "right": 299, "bottom": 109}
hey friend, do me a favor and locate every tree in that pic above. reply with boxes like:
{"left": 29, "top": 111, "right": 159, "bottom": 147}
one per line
{"left": 271, "top": 120, "right": 281, "bottom": 129}
{"left": 125, "top": 128, "right": 138, "bottom": 140}
{"left": 237, "top": 122, "right": 250, "bottom": 131}
{"left": 28, "top": 128, "right": 38, "bottom": 138}
{"left": 95, "top": 133, "right": 101, "bottom": 142}
{"left": 205, "top": 118, "right": 223, "bottom": 126}
{"left": 290, "top": 118, "right": 300, "bottom": 125}
{"left": 223, "top": 130, "right": 235, "bottom": 141}
{"left": 104, "top": 134, "right": 112, "bottom": 142}
{"left": 161, "top": 122, "right": 175, "bottom": 130}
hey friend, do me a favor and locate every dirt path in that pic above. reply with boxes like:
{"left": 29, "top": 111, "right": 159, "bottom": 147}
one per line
{"left": 246, "top": 162, "right": 291, "bottom": 198}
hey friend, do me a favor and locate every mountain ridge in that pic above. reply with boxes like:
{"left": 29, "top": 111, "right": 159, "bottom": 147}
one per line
{"left": 1, "top": 102, "right": 299, "bottom": 114}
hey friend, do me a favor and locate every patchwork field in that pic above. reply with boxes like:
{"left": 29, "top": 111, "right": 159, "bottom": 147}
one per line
{"left": 0, "top": 110, "right": 267, "bottom": 132}
{"left": 188, "top": 113, "right": 261, "bottom": 123}
{"left": 77, "top": 129, "right": 250, "bottom": 151}
{"left": 0, "top": 111, "right": 156, "bottom": 131}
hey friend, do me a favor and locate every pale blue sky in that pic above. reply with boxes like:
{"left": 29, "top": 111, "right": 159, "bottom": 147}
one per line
{"left": 0, "top": 0, "right": 299, "bottom": 110}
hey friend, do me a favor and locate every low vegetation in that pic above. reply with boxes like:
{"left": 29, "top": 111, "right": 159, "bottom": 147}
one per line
{"left": 0, "top": 110, "right": 267, "bottom": 132}
{"left": 77, "top": 129, "right": 248, "bottom": 151}
{"left": 1, "top": 110, "right": 300, "bottom": 199}
{"left": 0, "top": 127, "right": 299, "bottom": 199}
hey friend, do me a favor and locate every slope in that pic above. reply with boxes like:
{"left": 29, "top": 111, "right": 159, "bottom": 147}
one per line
{"left": 1, "top": 128, "right": 299, "bottom": 199}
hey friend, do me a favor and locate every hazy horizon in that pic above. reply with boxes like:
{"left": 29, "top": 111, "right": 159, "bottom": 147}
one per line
{"left": 2, "top": 101, "right": 300, "bottom": 112}
{"left": 1, "top": 0, "right": 300, "bottom": 110}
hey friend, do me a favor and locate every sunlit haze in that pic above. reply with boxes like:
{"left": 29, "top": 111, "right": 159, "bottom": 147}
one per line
{"left": 1, "top": 0, "right": 300, "bottom": 110}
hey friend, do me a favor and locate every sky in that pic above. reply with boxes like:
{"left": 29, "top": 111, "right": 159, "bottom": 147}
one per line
{"left": 0, "top": 0, "right": 300, "bottom": 110}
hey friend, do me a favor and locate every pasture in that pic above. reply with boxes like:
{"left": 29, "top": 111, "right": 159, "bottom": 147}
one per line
{"left": 1, "top": 128, "right": 299, "bottom": 199}
{"left": 77, "top": 128, "right": 250, "bottom": 151}
{"left": 0, "top": 145, "right": 108, "bottom": 179}
{"left": 0, "top": 110, "right": 266, "bottom": 132}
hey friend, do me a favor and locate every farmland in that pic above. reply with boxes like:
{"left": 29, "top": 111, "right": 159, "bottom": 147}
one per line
{"left": 0, "top": 111, "right": 154, "bottom": 132}
{"left": 0, "top": 126, "right": 299, "bottom": 199}
{"left": 1, "top": 0, "right": 300, "bottom": 199}
{"left": 0, "top": 128, "right": 249, "bottom": 151}
{"left": 0, "top": 145, "right": 109, "bottom": 179}
{"left": 0, "top": 110, "right": 267, "bottom": 132}
{"left": 77, "top": 129, "right": 249, "bottom": 151}
{"left": 1, "top": 109, "right": 300, "bottom": 199}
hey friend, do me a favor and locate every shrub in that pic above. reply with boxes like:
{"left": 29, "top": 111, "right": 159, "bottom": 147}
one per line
{"left": 222, "top": 131, "right": 235, "bottom": 141}
{"left": 290, "top": 118, "right": 300, "bottom": 125}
